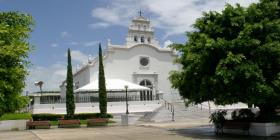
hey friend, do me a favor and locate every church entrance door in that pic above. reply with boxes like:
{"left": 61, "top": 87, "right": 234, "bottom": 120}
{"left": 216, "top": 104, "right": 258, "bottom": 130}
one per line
{"left": 139, "top": 79, "right": 153, "bottom": 101}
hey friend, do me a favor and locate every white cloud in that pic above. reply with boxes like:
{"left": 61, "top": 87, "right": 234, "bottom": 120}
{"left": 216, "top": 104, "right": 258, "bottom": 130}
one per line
{"left": 89, "top": 22, "right": 110, "bottom": 29}
{"left": 91, "top": 0, "right": 258, "bottom": 37}
{"left": 25, "top": 50, "right": 90, "bottom": 92}
{"left": 51, "top": 43, "right": 58, "bottom": 48}
{"left": 84, "top": 41, "right": 99, "bottom": 47}
{"left": 68, "top": 41, "right": 99, "bottom": 47}
{"left": 164, "top": 40, "right": 173, "bottom": 48}
{"left": 65, "top": 50, "right": 88, "bottom": 63}
{"left": 60, "top": 31, "right": 71, "bottom": 38}
{"left": 69, "top": 41, "right": 79, "bottom": 46}
{"left": 24, "top": 63, "right": 66, "bottom": 92}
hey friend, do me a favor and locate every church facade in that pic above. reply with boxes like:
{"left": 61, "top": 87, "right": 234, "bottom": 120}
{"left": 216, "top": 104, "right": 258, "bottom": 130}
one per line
{"left": 60, "top": 15, "right": 181, "bottom": 101}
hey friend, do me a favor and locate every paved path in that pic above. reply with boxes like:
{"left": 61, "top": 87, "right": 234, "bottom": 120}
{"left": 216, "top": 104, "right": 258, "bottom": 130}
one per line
{"left": 0, "top": 126, "right": 195, "bottom": 140}
{"left": 1, "top": 124, "right": 280, "bottom": 140}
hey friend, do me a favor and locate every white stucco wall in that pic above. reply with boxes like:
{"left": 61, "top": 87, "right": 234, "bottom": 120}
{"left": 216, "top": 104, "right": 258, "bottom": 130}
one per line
{"left": 86, "top": 44, "right": 180, "bottom": 97}
{"left": 60, "top": 66, "right": 90, "bottom": 97}
{"left": 74, "top": 67, "right": 90, "bottom": 89}
{"left": 60, "top": 16, "right": 182, "bottom": 101}
{"left": 60, "top": 44, "right": 181, "bottom": 101}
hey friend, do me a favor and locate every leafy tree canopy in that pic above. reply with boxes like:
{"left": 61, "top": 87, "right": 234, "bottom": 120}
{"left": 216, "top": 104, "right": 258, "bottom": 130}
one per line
{"left": 0, "top": 12, "right": 34, "bottom": 116}
{"left": 170, "top": 0, "right": 280, "bottom": 118}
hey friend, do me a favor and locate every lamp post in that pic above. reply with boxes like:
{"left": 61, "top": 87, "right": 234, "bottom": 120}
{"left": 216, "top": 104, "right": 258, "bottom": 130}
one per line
{"left": 34, "top": 81, "right": 43, "bottom": 96}
{"left": 124, "top": 85, "right": 129, "bottom": 114}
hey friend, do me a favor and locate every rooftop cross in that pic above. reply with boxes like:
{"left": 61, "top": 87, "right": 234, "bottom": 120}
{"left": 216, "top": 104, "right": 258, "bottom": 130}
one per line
{"left": 139, "top": 10, "right": 143, "bottom": 17}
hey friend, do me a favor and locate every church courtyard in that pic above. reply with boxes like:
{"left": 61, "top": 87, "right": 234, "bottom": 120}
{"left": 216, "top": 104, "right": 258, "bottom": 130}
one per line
{"left": 1, "top": 101, "right": 279, "bottom": 140}
{"left": 1, "top": 124, "right": 279, "bottom": 140}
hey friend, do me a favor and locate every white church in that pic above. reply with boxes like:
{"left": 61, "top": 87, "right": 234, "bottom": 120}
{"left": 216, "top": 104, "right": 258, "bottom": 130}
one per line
{"left": 30, "top": 14, "right": 247, "bottom": 114}
{"left": 59, "top": 14, "right": 181, "bottom": 102}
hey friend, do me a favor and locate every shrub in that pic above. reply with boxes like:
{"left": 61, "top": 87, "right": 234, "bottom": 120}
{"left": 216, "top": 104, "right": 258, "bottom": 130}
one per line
{"left": 64, "top": 115, "right": 74, "bottom": 120}
{"left": 73, "top": 113, "right": 113, "bottom": 119}
{"left": 231, "top": 109, "right": 255, "bottom": 122}
{"left": 209, "top": 110, "right": 227, "bottom": 129}
{"left": 32, "top": 113, "right": 113, "bottom": 121}
{"left": 92, "top": 113, "right": 113, "bottom": 119}
{"left": 0, "top": 113, "right": 32, "bottom": 120}
{"left": 32, "top": 114, "right": 64, "bottom": 121}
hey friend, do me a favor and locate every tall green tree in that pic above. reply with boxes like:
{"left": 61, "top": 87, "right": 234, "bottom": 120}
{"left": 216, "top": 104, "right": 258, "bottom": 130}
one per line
{"left": 98, "top": 43, "right": 107, "bottom": 116}
{"left": 66, "top": 48, "right": 75, "bottom": 118}
{"left": 0, "top": 12, "right": 34, "bottom": 116}
{"left": 170, "top": 0, "right": 280, "bottom": 120}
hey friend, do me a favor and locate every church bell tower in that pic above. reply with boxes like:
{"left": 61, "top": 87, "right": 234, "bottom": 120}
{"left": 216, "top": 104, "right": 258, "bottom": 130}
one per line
{"left": 126, "top": 11, "right": 159, "bottom": 47}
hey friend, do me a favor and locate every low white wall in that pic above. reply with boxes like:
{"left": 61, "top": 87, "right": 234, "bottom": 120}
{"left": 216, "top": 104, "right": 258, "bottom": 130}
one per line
{"left": 32, "top": 101, "right": 162, "bottom": 114}
{"left": 0, "top": 120, "right": 28, "bottom": 131}
{"left": 250, "top": 123, "right": 280, "bottom": 136}
{"left": 33, "top": 101, "right": 160, "bottom": 109}
{"left": 221, "top": 122, "right": 280, "bottom": 136}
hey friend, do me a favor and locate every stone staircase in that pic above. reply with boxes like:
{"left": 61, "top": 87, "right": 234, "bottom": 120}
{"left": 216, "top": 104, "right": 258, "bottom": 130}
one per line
{"left": 137, "top": 106, "right": 163, "bottom": 122}
{"left": 138, "top": 100, "right": 211, "bottom": 123}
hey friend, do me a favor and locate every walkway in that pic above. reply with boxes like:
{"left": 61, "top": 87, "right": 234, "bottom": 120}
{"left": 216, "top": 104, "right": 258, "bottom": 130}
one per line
{"left": 1, "top": 125, "right": 279, "bottom": 140}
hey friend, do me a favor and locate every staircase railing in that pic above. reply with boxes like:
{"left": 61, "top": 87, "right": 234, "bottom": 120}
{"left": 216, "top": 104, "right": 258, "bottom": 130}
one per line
{"left": 160, "top": 98, "right": 175, "bottom": 121}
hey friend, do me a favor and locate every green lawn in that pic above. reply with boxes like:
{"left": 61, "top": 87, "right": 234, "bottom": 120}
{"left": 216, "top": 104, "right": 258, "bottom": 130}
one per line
{"left": 0, "top": 113, "right": 32, "bottom": 120}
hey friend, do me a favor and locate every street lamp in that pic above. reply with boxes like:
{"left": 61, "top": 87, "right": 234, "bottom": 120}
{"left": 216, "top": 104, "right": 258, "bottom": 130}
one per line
{"left": 124, "top": 85, "right": 129, "bottom": 114}
{"left": 34, "top": 81, "right": 43, "bottom": 96}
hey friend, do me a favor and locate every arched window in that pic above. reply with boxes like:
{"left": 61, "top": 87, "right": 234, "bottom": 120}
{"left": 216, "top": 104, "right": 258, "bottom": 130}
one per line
{"left": 143, "top": 25, "right": 146, "bottom": 30}
{"left": 134, "top": 36, "right": 138, "bottom": 42}
{"left": 141, "top": 36, "right": 145, "bottom": 43}
{"left": 147, "top": 37, "right": 151, "bottom": 43}
{"left": 140, "top": 79, "right": 152, "bottom": 87}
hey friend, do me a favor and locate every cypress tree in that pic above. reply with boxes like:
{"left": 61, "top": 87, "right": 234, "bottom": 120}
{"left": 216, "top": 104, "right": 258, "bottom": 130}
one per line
{"left": 66, "top": 48, "right": 75, "bottom": 119}
{"left": 98, "top": 43, "right": 107, "bottom": 117}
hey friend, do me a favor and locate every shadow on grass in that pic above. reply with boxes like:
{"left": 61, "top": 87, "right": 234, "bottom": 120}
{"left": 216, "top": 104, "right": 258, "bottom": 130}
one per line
{"left": 168, "top": 125, "right": 279, "bottom": 140}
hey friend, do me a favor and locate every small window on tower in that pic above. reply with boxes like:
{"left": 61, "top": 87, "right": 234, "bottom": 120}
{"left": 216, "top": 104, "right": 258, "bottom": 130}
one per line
{"left": 147, "top": 37, "right": 151, "bottom": 43}
{"left": 134, "top": 36, "right": 138, "bottom": 42}
{"left": 141, "top": 36, "right": 145, "bottom": 43}
{"left": 143, "top": 25, "right": 146, "bottom": 30}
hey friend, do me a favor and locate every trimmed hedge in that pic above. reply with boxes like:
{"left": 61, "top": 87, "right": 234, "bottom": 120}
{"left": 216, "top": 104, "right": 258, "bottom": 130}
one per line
{"left": 32, "top": 114, "right": 63, "bottom": 121}
{"left": 32, "top": 113, "right": 113, "bottom": 121}
{"left": 75, "top": 113, "right": 113, "bottom": 119}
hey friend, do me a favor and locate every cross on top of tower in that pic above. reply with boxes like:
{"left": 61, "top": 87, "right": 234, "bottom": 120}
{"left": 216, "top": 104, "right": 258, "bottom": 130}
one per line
{"left": 139, "top": 10, "right": 143, "bottom": 17}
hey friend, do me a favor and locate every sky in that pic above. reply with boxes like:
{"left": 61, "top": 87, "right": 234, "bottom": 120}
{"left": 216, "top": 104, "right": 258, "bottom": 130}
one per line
{"left": 0, "top": 0, "right": 258, "bottom": 93}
